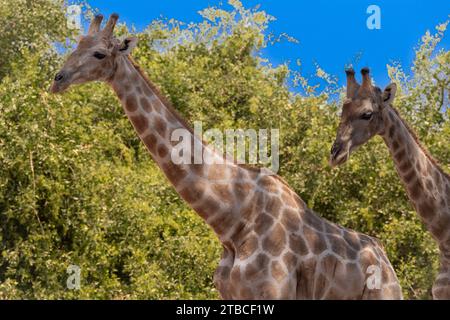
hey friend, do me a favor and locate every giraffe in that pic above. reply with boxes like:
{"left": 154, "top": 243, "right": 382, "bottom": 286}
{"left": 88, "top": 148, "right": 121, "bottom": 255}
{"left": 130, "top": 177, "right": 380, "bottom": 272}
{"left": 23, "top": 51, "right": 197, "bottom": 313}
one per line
{"left": 330, "top": 67, "right": 450, "bottom": 299}
{"left": 50, "top": 14, "right": 403, "bottom": 299}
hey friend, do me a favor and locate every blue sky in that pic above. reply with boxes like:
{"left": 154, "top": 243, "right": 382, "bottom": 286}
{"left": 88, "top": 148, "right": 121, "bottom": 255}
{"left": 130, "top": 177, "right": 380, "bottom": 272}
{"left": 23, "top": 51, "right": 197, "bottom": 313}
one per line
{"left": 79, "top": 0, "right": 449, "bottom": 89}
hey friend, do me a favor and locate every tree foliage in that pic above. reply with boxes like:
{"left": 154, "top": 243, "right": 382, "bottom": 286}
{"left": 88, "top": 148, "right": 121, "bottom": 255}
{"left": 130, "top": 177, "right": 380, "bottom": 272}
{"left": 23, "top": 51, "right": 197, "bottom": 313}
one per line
{"left": 0, "top": 0, "right": 448, "bottom": 299}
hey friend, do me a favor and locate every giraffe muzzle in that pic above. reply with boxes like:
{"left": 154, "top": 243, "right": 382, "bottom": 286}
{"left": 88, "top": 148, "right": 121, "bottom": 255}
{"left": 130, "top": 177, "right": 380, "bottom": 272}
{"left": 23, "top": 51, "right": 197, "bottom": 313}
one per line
{"left": 50, "top": 71, "right": 70, "bottom": 93}
{"left": 330, "top": 141, "right": 350, "bottom": 167}
{"left": 331, "top": 141, "right": 342, "bottom": 159}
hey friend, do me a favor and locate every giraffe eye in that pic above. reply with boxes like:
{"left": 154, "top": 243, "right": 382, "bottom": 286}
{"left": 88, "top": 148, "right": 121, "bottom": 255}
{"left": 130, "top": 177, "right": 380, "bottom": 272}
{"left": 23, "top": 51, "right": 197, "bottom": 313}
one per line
{"left": 360, "top": 112, "right": 373, "bottom": 120}
{"left": 93, "top": 52, "right": 106, "bottom": 59}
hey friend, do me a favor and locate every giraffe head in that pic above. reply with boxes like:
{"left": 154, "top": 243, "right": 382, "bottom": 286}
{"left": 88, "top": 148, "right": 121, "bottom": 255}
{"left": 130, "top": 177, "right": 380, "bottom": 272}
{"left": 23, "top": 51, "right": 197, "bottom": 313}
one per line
{"left": 330, "top": 68, "right": 397, "bottom": 167}
{"left": 50, "top": 14, "right": 138, "bottom": 93}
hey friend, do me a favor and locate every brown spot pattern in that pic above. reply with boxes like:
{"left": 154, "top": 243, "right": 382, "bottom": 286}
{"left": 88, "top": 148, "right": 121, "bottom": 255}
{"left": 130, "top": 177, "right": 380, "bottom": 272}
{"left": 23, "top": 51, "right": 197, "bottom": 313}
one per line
{"left": 125, "top": 95, "right": 138, "bottom": 112}
{"left": 289, "top": 234, "right": 309, "bottom": 255}
{"left": 154, "top": 116, "right": 167, "bottom": 137}
{"left": 282, "top": 208, "right": 301, "bottom": 232}
{"left": 140, "top": 97, "right": 152, "bottom": 112}
{"left": 130, "top": 115, "right": 148, "bottom": 134}
{"left": 143, "top": 133, "right": 158, "bottom": 154}
{"left": 212, "top": 184, "right": 233, "bottom": 203}
{"left": 163, "top": 162, "right": 188, "bottom": 185}
{"left": 271, "top": 261, "right": 287, "bottom": 282}
{"left": 238, "top": 235, "right": 258, "bottom": 260}
{"left": 157, "top": 144, "right": 168, "bottom": 158}
{"left": 303, "top": 226, "right": 327, "bottom": 254}
{"left": 265, "top": 196, "right": 282, "bottom": 217}
{"left": 262, "top": 223, "right": 286, "bottom": 256}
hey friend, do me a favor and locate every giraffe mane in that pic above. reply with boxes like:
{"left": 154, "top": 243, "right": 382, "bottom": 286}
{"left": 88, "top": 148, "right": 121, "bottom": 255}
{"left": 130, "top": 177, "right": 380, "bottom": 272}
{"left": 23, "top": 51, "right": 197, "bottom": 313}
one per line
{"left": 389, "top": 105, "right": 450, "bottom": 180}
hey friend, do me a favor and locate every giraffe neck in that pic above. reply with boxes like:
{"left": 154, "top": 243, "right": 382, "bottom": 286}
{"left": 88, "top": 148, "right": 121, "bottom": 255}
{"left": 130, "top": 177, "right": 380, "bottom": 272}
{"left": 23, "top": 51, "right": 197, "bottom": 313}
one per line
{"left": 381, "top": 106, "right": 450, "bottom": 253}
{"left": 108, "top": 56, "right": 248, "bottom": 241}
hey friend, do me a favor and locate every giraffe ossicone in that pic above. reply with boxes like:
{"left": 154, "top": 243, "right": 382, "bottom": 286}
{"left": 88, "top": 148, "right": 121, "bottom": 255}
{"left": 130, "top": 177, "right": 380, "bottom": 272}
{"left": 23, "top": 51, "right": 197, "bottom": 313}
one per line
{"left": 50, "top": 14, "right": 403, "bottom": 299}
{"left": 331, "top": 67, "right": 450, "bottom": 300}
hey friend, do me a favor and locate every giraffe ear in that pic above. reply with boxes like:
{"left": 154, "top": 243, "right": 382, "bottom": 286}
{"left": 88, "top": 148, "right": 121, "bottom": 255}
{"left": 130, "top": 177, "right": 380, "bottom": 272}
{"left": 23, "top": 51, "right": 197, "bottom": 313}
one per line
{"left": 382, "top": 83, "right": 397, "bottom": 104}
{"left": 118, "top": 37, "right": 138, "bottom": 55}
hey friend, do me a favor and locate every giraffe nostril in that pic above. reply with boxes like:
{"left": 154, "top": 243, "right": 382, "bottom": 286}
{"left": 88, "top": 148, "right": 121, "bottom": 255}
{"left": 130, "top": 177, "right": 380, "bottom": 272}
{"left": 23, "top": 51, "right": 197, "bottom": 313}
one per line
{"left": 54, "top": 72, "right": 64, "bottom": 82}
{"left": 331, "top": 142, "right": 342, "bottom": 158}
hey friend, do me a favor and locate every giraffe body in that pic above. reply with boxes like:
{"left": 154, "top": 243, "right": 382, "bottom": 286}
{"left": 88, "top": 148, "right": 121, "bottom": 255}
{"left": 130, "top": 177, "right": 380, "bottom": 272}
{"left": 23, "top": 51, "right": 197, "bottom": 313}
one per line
{"left": 51, "top": 15, "right": 403, "bottom": 299}
{"left": 331, "top": 68, "right": 450, "bottom": 299}
{"left": 213, "top": 184, "right": 402, "bottom": 299}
